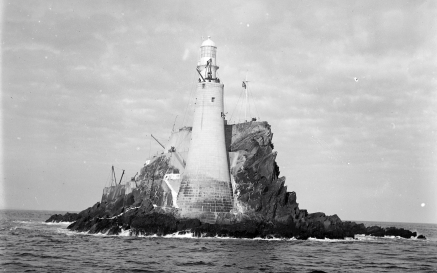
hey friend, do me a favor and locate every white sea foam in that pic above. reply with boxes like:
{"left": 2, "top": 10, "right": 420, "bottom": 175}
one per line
{"left": 53, "top": 227, "right": 380, "bottom": 242}
{"left": 119, "top": 229, "right": 131, "bottom": 236}
{"left": 76, "top": 230, "right": 300, "bottom": 241}
{"left": 13, "top": 220, "right": 33, "bottom": 224}
{"left": 56, "top": 228, "right": 88, "bottom": 236}
{"left": 164, "top": 231, "right": 195, "bottom": 238}
{"left": 383, "top": 235, "right": 410, "bottom": 240}
{"left": 98, "top": 206, "right": 141, "bottom": 220}
{"left": 306, "top": 236, "right": 376, "bottom": 242}
{"left": 354, "top": 234, "right": 375, "bottom": 240}
{"left": 93, "top": 231, "right": 112, "bottom": 236}
{"left": 308, "top": 237, "right": 349, "bottom": 242}
{"left": 252, "top": 236, "right": 283, "bottom": 241}
{"left": 353, "top": 234, "right": 410, "bottom": 241}
{"left": 135, "top": 233, "right": 159, "bottom": 238}
{"left": 44, "top": 221, "right": 73, "bottom": 225}
{"left": 85, "top": 227, "right": 134, "bottom": 237}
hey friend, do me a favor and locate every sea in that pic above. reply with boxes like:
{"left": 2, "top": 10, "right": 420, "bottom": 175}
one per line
{"left": 1, "top": 210, "right": 436, "bottom": 273}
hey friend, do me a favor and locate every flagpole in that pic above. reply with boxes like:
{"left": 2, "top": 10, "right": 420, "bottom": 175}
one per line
{"left": 245, "top": 85, "right": 247, "bottom": 121}
{"left": 245, "top": 73, "right": 248, "bottom": 122}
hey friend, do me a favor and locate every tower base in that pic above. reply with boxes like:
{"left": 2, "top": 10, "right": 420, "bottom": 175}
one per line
{"left": 177, "top": 174, "right": 233, "bottom": 223}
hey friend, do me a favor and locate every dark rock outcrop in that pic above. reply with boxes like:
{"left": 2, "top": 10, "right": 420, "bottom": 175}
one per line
{"left": 46, "top": 212, "right": 80, "bottom": 223}
{"left": 47, "top": 121, "right": 424, "bottom": 240}
{"left": 226, "top": 122, "right": 307, "bottom": 223}
{"left": 50, "top": 208, "right": 422, "bottom": 240}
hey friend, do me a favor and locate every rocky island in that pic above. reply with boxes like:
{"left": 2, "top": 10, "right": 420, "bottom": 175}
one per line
{"left": 47, "top": 121, "right": 421, "bottom": 240}
{"left": 47, "top": 37, "right": 424, "bottom": 240}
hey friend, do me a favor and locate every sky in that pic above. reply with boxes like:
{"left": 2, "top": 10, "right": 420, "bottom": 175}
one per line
{"left": 1, "top": 0, "right": 436, "bottom": 224}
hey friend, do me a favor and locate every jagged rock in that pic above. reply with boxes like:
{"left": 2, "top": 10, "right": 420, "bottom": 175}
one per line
{"left": 51, "top": 199, "right": 421, "bottom": 239}
{"left": 379, "top": 227, "right": 417, "bottom": 238}
{"left": 45, "top": 212, "right": 80, "bottom": 223}
{"left": 47, "top": 121, "right": 423, "bottom": 240}
{"left": 227, "top": 122, "right": 307, "bottom": 224}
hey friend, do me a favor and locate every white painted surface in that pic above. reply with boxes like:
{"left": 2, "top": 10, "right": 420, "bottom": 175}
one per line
{"left": 182, "top": 82, "right": 230, "bottom": 182}
{"left": 163, "top": 175, "right": 179, "bottom": 208}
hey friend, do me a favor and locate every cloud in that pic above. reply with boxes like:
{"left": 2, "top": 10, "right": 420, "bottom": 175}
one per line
{"left": 182, "top": 48, "right": 190, "bottom": 61}
{"left": 2, "top": 0, "right": 436, "bottom": 223}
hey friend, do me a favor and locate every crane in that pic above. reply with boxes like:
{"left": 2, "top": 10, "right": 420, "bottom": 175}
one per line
{"left": 171, "top": 115, "right": 178, "bottom": 134}
{"left": 111, "top": 165, "right": 125, "bottom": 186}
{"left": 196, "top": 68, "right": 206, "bottom": 82}
{"left": 150, "top": 134, "right": 186, "bottom": 168}
{"left": 118, "top": 170, "right": 125, "bottom": 185}
{"left": 151, "top": 134, "right": 165, "bottom": 149}
{"left": 111, "top": 165, "right": 117, "bottom": 186}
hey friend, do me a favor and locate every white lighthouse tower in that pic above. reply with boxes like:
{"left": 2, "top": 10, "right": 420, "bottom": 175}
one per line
{"left": 177, "top": 37, "right": 233, "bottom": 223}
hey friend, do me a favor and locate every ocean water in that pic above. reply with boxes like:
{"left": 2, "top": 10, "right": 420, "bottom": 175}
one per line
{"left": 1, "top": 210, "right": 436, "bottom": 273}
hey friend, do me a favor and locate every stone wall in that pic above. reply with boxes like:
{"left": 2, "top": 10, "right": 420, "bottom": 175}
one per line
{"left": 101, "top": 182, "right": 137, "bottom": 204}
{"left": 101, "top": 185, "right": 125, "bottom": 203}
{"left": 177, "top": 174, "right": 233, "bottom": 223}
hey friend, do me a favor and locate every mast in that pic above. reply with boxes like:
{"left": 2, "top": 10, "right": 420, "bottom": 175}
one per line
{"left": 245, "top": 82, "right": 247, "bottom": 121}
{"left": 151, "top": 134, "right": 165, "bottom": 149}
{"left": 243, "top": 73, "right": 249, "bottom": 122}
{"left": 112, "top": 165, "right": 116, "bottom": 186}
{"left": 171, "top": 115, "right": 178, "bottom": 134}
{"left": 118, "top": 170, "right": 125, "bottom": 185}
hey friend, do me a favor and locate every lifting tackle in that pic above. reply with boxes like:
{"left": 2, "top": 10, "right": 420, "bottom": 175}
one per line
{"left": 150, "top": 133, "right": 186, "bottom": 168}
{"left": 151, "top": 134, "right": 165, "bottom": 149}
{"left": 196, "top": 68, "right": 206, "bottom": 82}
{"left": 196, "top": 58, "right": 219, "bottom": 83}
{"left": 118, "top": 169, "right": 125, "bottom": 185}
{"left": 111, "top": 165, "right": 116, "bottom": 186}
{"left": 111, "top": 165, "right": 125, "bottom": 186}
{"left": 205, "top": 58, "right": 213, "bottom": 81}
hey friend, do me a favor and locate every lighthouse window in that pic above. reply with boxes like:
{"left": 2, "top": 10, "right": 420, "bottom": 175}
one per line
{"left": 211, "top": 97, "right": 215, "bottom": 102}
{"left": 201, "top": 46, "right": 216, "bottom": 58}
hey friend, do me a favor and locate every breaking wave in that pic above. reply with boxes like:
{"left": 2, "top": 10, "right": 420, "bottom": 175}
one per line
{"left": 44, "top": 221, "right": 74, "bottom": 225}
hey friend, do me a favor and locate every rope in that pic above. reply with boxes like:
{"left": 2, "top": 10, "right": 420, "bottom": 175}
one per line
{"left": 175, "top": 128, "right": 191, "bottom": 152}
{"left": 105, "top": 168, "right": 111, "bottom": 187}
{"left": 180, "top": 70, "right": 198, "bottom": 128}
{"left": 149, "top": 135, "right": 151, "bottom": 159}
{"left": 246, "top": 88, "right": 251, "bottom": 119}
{"left": 228, "top": 80, "right": 262, "bottom": 123}
{"left": 248, "top": 85, "right": 261, "bottom": 120}
{"left": 229, "top": 87, "right": 245, "bottom": 123}
{"left": 252, "top": 89, "right": 261, "bottom": 120}
{"left": 165, "top": 153, "right": 173, "bottom": 175}
{"left": 170, "top": 70, "right": 198, "bottom": 154}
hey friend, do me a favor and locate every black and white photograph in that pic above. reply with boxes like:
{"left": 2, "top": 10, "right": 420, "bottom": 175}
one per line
{"left": 1, "top": 1, "right": 436, "bottom": 272}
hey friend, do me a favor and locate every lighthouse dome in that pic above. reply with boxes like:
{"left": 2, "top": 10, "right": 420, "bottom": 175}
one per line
{"left": 201, "top": 37, "right": 216, "bottom": 47}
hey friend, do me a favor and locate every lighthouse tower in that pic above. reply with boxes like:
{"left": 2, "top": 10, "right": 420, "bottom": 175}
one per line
{"left": 177, "top": 37, "right": 233, "bottom": 223}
